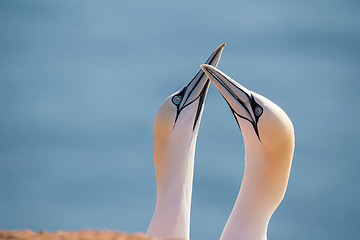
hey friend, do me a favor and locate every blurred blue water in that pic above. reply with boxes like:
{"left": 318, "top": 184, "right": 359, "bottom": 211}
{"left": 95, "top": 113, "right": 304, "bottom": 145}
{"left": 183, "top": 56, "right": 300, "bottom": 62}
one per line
{"left": 0, "top": 0, "right": 359, "bottom": 239}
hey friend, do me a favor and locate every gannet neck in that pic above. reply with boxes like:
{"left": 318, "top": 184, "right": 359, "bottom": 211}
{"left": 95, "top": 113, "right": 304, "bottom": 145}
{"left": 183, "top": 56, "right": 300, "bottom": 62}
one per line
{"left": 147, "top": 134, "right": 197, "bottom": 240}
{"left": 147, "top": 98, "right": 204, "bottom": 240}
{"left": 147, "top": 44, "right": 226, "bottom": 240}
{"left": 200, "top": 64, "right": 295, "bottom": 240}
{"left": 220, "top": 113, "right": 294, "bottom": 240}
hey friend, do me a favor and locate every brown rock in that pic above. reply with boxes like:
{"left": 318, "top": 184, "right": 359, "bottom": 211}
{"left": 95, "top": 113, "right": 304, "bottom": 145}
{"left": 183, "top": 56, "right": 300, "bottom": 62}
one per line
{"left": 0, "top": 230, "right": 153, "bottom": 240}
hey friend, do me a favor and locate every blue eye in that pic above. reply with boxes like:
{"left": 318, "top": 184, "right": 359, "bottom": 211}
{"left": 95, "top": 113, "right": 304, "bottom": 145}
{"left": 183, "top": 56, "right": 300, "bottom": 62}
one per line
{"left": 254, "top": 106, "right": 263, "bottom": 117}
{"left": 172, "top": 95, "right": 182, "bottom": 105}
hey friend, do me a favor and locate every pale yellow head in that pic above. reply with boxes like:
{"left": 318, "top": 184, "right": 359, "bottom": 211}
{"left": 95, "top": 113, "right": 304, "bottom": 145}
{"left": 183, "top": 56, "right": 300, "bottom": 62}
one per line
{"left": 200, "top": 64, "right": 294, "bottom": 158}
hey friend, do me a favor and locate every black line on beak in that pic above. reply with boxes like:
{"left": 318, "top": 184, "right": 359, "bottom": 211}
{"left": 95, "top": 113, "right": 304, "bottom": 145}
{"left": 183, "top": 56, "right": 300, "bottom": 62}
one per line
{"left": 172, "top": 46, "right": 223, "bottom": 130}
{"left": 193, "top": 80, "right": 210, "bottom": 130}
{"left": 204, "top": 67, "right": 262, "bottom": 141}
{"left": 181, "top": 46, "right": 221, "bottom": 108}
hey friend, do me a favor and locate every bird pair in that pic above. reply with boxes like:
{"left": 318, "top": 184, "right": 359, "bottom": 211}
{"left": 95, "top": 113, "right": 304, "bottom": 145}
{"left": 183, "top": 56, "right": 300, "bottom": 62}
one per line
{"left": 146, "top": 44, "right": 295, "bottom": 240}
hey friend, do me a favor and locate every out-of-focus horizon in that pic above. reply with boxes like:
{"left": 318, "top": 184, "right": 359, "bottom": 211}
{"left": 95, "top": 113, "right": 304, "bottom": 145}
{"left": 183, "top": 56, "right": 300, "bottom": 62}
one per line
{"left": 0, "top": 1, "right": 359, "bottom": 239}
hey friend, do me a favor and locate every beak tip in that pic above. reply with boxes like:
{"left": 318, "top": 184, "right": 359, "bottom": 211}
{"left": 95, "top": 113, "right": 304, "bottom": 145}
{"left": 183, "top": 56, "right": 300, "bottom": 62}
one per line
{"left": 217, "top": 43, "right": 226, "bottom": 52}
{"left": 200, "top": 64, "right": 207, "bottom": 71}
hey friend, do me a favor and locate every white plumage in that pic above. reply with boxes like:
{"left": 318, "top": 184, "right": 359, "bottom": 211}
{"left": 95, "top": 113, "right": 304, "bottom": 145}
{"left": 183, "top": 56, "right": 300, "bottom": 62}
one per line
{"left": 201, "top": 64, "right": 295, "bottom": 240}
{"left": 146, "top": 44, "right": 225, "bottom": 240}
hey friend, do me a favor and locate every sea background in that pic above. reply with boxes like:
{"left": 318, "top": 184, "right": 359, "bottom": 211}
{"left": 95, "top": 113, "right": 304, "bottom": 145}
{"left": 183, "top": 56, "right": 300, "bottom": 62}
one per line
{"left": 1, "top": 1, "right": 359, "bottom": 239}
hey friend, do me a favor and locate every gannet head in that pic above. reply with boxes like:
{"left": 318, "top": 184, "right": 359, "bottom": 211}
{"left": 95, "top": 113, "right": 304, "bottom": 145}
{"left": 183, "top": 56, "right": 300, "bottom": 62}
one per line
{"left": 200, "top": 64, "right": 294, "bottom": 158}
{"left": 201, "top": 64, "right": 294, "bottom": 210}
{"left": 153, "top": 44, "right": 225, "bottom": 185}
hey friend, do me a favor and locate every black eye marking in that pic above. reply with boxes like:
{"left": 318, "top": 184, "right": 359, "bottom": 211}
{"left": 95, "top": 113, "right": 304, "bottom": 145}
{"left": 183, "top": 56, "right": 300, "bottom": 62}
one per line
{"left": 172, "top": 80, "right": 210, "bottom": 131}
{"left": 172, "top": 95, "right": 182, "bottom": 105}
{"left": 207, "top": 70, "right": 264, "bottom": 141}
{"left": 254, "top": 105, "right": 263, "bottom": 117}
{"left": 173, "top": 87, "right": 187, "bottom": 124}
{"left": 248, "top": 94, "right": 263, "bottom": 141}
{"left": 223, "top": 92, "right": 263, "bottom": 141}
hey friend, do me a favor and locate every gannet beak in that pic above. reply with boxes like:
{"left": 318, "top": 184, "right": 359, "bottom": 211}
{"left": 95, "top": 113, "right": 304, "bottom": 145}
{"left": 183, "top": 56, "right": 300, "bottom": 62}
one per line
{"left": 200, "top": 64, "right": 256, "bottom": 124}
{"left": 179, "top": 44, "right": 226, "bottom": 109}
{"left": 174, "top": 44, "right": 226, "bottom": 130}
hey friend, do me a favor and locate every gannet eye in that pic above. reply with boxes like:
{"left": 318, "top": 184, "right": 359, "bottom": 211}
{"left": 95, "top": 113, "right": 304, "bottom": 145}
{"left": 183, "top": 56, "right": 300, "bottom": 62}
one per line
{"left": 254, "top": 106, "right": 263, "bottom": 117}
{"left": 172, "top": 95, "right": 182, "bottom": 105}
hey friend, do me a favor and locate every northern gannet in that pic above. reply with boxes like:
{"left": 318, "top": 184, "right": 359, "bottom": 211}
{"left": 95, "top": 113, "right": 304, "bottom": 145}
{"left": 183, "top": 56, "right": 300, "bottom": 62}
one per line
{"left": 146, "top": 44, "right": 226, "bottom": 240}
{"left": 200, "top": 64, "right": 295, "bottom": 240}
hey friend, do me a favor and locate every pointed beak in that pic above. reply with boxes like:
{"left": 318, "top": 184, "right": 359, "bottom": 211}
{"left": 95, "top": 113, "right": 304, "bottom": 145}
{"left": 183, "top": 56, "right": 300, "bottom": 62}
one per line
{"left": 200, "top": 64, "right": 256, "bottom": 122}
{"left": 174, "top": 44, "right": 225, "bottom": 130}
{"left": 179, "top": 44, "right": 226, "bottom": 110}
{"left": 205, "top": 43, "right": 226, "bottom": 67}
